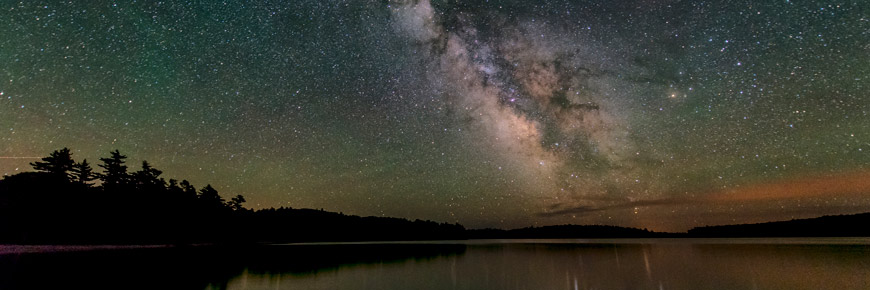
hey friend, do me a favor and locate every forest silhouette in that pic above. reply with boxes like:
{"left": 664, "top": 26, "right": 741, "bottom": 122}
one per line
{"left": 0, "top": 148, "right": 465, "bottom": 244}
{"left": 3, "top": 148, "right": 870, "bottom": 245}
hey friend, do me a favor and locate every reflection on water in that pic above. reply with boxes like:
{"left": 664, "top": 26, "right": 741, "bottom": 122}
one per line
{"left": 2, "top": 239, "right": 869, "bottom": 290}
{"left": 0, "top": 244, "right": 465, "bottom": 289}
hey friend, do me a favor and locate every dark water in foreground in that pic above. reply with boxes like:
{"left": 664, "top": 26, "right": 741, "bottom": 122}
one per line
{"left": 2, "top": 238, "right": 869, "bottom": 289}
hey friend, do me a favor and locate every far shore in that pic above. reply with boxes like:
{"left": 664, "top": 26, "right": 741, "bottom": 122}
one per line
{"left": 6, "top": 236, "right": 870, "bottom": 255}
{"left": 0, "top": 244, "right": 181, "bottom": 255}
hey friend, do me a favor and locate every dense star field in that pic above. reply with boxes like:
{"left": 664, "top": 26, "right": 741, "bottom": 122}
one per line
{"left": 1, "top": 1, "right": 868, "bottom": 231}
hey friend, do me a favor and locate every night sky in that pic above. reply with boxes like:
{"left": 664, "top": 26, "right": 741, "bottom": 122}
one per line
{"left": 1, "top": 1, "right": 868, "bottom": 231}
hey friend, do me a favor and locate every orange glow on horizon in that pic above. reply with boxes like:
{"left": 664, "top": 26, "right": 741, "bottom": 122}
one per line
{"left": 710, "top": 170, "right": 870, "bottom": 202}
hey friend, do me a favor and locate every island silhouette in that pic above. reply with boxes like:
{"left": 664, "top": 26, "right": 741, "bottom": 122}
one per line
{"left": 2, "top": 148, "right": 868, "bottom": 245}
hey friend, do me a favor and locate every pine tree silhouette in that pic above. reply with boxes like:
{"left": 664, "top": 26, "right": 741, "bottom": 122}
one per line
{"left": 71, "top": 159, "right": 97, "bottom": 186}
{"left": 133, "top": 161, "right": 165, "bottom": 191}
{"left": 198, "top": 184, "right": 226, "bottom": 210}
{"left": 229, "top": 195, "right": 246, "bottom": 211}
{"left": 98, "top": 150, "right": 129, "bottom": 191}
{"left": 30, "top": 147, "right": 75, "bottom": 180}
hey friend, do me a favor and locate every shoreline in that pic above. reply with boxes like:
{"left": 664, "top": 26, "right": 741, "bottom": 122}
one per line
{"left": 5, "top": 236, "right": 870, "bottom": 255}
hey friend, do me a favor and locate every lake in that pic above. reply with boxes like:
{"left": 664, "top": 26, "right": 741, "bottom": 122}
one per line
{"left": 2, "top": 238, "right": 869, "bottom": 289}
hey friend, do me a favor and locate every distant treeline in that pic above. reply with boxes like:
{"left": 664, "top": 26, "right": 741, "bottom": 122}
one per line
{"left": 687, "top": 213, "right": 870, "bottom": 237}
{"left": 0, "top": 148, "right": 464, "bottom": 245}
{"left": 469, "top": 225, "right": 669, "bottom": 239}
{"left": 469, "top": 213, "right": 870, "bottom": 239}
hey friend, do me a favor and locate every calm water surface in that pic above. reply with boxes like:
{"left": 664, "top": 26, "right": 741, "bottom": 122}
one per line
{"left": 2, "top": 238, "right": 869, "bottom": 289}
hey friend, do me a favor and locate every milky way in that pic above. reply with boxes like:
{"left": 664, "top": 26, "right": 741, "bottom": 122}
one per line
{"left": 1, "top": 1, "right": 868, "bottom": 231}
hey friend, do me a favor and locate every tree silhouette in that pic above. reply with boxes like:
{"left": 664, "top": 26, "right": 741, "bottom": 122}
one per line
{"left": 180, "top": 179, "right": 198, "bottom": 199}
{"left": 228, "top": 195, "right": 246, "bottom": 211}
{"left": 98, "top": 150, "right": 129, "bottom": 190}
{"left": 167, "top": 179, "right": 183, "bottom": 194}
{"left": 2, "top": 147, "right": 478, "bottom": 245}
{"left": 133, "top": 161, "right": 165, "bottom": 191}
{"left": 198, "top": 184, "right": 225, "bottom": 209}
{"left": 30, "top": 147, "right": 75, "bottom": 180}
{"left": 71, "top": 159, "right": 97, "bottom": 186}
